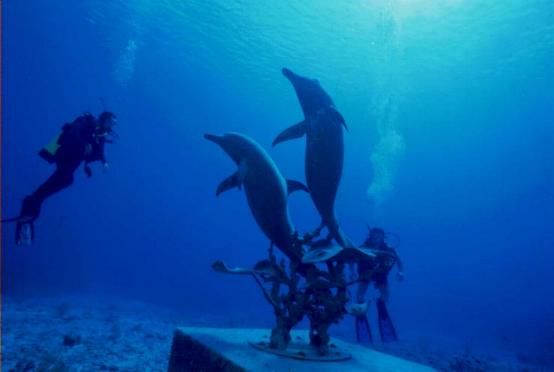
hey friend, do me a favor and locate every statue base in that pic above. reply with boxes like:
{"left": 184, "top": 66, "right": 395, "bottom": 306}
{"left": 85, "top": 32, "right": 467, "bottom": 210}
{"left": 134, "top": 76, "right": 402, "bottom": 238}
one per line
{"left": 249, "top": 337, "right": 351, "bottom": 362}
{"left": 168, "top": 327, "right": 435, "bottom": 371}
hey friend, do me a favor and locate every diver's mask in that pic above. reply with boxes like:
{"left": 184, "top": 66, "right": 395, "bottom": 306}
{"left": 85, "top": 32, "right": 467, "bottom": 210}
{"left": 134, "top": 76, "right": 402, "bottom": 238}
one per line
{"left": 95, "top": 113, "right": 118, "bottom": 143}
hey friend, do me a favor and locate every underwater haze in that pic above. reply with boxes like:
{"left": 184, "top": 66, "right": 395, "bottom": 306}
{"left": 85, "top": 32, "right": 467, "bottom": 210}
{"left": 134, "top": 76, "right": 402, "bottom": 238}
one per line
{"left": 2, "top": 0, "right": 554, "bottom": 368}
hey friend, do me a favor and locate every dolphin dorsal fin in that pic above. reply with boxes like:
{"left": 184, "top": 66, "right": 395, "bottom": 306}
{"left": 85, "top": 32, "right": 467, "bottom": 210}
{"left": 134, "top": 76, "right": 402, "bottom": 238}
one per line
{"left": 286, "top": 179, "right": 309, "bottom": 195}
{"left": 272, "top": 120, "right": 307, "bottom": 146}
{"left": 216, "top": 172, "right": 241, "bottom": 196}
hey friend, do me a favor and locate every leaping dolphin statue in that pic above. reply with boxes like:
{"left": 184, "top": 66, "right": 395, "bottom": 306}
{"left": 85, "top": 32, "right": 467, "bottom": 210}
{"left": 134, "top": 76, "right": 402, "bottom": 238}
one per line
{"left": 205, "top": 132, "right": 308, "bottom": 261}
{"left": 273, "top": 68, "right": 353, "bottom": 249}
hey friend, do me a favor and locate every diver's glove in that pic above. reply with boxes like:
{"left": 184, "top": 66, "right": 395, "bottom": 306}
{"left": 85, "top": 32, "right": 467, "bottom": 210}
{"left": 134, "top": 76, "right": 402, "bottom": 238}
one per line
{"left": 396, "top": 271, "right": 404, "bottom": 282}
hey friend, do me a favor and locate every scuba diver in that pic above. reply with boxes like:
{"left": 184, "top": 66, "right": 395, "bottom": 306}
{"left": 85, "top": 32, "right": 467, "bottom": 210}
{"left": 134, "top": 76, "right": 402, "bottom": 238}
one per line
{"left": 349, "top": 227, "right": 404, "bottom": 343}
{"left": 2, "top": 111, "right": 117, "bottom": 245}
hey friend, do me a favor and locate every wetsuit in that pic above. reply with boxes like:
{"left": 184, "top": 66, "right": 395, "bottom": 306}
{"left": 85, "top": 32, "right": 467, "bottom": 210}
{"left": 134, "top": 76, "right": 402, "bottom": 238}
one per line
{"left": 357, "top": 242, "right": 398, "bottom": 287}
{"left": 20, "top": 113, "right": 107, "bottom": 221}
{"left": 355, "top": 241, "right": 401, "bottom": 342}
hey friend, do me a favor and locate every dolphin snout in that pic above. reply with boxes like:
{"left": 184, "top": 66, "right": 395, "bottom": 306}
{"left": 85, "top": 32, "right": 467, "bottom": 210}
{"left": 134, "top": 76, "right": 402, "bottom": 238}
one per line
{"left": 282, "top": 67, "right": 295, "bottom": 79}
{"left": 204, "top": 133, "right": 222, "bottom": 144}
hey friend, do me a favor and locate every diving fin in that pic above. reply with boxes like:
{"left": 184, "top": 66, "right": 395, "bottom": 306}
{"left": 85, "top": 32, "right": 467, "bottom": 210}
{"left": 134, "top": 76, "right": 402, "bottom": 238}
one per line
{"left": 16, "top": 220, "right": 34, "bottom": 246}
{"left": 286, "top": 179, "right": 308, "bottom": 195}
{"left": 377, "top": 298, "right": 398, "bottom": 342}
{"left": 272, "top": 121, "right": 307, "bottom": 146}
{"left": 355, "top": 315, "right": 373, "bottom": 343}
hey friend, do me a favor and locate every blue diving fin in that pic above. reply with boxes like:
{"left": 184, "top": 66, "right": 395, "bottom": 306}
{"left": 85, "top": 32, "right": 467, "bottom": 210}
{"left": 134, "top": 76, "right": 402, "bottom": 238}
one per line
{"left": 377, "top": 298, "right": 398, "bottom": 342}
{"left": 355, "top": 315, "right": 373, "bottom": 343}
{"left": 16, "top": 220, "right": 34, "bottom": 246}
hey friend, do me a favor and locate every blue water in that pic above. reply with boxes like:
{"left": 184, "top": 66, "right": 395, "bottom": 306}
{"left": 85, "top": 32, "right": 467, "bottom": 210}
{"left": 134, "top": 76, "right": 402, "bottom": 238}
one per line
{"left": 3, "top": 0, "right": 553, "bottom": 365}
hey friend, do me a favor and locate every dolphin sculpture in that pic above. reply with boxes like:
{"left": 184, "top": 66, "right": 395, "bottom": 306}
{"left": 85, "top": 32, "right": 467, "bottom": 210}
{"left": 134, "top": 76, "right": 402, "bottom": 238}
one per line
{"left": 205, "top": 132, "right": 307, "bottom": 261}
{"left": 273, "top": 68, "right": 353, "bottom": 248}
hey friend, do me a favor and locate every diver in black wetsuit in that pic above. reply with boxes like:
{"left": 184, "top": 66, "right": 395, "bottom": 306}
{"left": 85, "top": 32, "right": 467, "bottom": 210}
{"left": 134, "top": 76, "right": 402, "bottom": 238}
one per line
{"left": 4, "top": 111, "right": 117, "bottom": 245}
{"left": 352, "top": 227, "right": 404, "bottom": 343}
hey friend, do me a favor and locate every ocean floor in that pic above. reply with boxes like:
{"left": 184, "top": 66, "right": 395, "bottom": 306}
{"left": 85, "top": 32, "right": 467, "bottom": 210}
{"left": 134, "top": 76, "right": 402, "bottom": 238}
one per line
{"left": 2, "top": 295, "right": 550, "bottom": 371}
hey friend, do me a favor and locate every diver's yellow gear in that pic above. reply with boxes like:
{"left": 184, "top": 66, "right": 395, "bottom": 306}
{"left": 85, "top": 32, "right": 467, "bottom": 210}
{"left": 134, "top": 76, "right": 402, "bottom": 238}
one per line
{"left": 38, "top": 132, "right": 63, "bottom": 164}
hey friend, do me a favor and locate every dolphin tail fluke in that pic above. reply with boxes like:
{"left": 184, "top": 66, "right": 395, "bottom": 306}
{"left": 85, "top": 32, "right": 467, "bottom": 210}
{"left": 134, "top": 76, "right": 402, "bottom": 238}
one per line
{"left": 286, "top": 179, "right": 309, "bottom": 195}
{"left": 216, "top": 172, "right": 241, "bottom": 196}
{"left": 328, "top": 223, "right": 355, "bottom": 249}
{"left": 272, "top": 120, "right": 307, "bottom": 146}
{"left": 336, "top": 230, "right": 355, "bottom": 249}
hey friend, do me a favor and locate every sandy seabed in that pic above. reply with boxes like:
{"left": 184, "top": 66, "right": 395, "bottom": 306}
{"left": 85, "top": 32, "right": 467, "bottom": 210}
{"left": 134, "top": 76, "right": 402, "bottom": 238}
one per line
{"left": 2, "top": 296, "right": 550, "bottom": 371}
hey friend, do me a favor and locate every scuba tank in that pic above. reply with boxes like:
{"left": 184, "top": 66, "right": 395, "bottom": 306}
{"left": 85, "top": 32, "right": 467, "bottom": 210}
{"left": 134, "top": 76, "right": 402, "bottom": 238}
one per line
{"left": 38, "top": 113, "right": 95, "bottom": 163}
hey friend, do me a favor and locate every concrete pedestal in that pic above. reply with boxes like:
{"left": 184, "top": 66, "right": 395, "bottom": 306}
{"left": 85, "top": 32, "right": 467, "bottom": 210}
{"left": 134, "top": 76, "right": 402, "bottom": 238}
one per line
{"left": 168, "top": 327, "right": 435, "bottom": 371}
